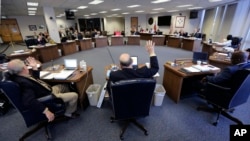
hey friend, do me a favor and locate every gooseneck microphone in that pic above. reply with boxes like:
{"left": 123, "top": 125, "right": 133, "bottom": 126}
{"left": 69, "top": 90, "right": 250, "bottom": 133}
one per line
{"left": 106, "top": 47, "right": 118, "bottom": 71}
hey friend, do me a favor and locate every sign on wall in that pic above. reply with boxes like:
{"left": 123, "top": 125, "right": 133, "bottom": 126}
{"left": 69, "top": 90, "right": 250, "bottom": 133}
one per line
{"left": 175, "top": 16, "right": 185, "bottom": 28}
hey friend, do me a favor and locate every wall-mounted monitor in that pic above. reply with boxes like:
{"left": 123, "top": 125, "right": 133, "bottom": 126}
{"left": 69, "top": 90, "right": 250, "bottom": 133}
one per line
{"left": 157, "top": 16, "right": 171, "bottom": 26}
{"left": 65, "top": 10, "right": 75, "bottom": 20}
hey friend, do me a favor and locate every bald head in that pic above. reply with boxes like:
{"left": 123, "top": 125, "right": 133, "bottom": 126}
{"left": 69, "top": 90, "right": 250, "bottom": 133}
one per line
{"left": 119, "top": 53, "right": 132, "bottom": 68}
{"left": 7, "top": 59, "right": 26, "bottom": 75}
{"left": 231, "top": 51, "right": 249, "bottom": 65}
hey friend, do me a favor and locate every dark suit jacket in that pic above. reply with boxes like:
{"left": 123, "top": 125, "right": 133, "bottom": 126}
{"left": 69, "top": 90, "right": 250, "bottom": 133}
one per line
{"left": 109, "top": 56, "right": 159, "bottom": 82}
{"left": 9, "top": 71, "right": 52, "bottom": 113}
{"left": 206, "top": 62, "right": 250, "bottom": 87}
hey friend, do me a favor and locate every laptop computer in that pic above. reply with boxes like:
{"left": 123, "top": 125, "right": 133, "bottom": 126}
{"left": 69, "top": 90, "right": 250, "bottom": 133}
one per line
{"left": 192, "top": 52, "right": 208, "bottom": 63}
{"left": 64, "top": 59, "right": 77, "bottom": 70}
{"left": 131, "top": 56, "right": 138, "bottom": 69}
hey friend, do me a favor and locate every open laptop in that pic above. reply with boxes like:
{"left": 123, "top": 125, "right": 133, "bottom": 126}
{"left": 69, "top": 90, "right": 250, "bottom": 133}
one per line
{"left": 131, "top": 56, "right": 138, "bottom": 69}
{"left": 64, "top": 59, "right": 77, "bottom": 70}
{"left": 192, "top": 52, "right": 208, "bottom": 63}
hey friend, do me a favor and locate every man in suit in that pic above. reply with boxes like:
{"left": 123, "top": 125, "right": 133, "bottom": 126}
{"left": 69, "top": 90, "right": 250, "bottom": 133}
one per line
{"left": 109, "top": 40, "right": 159, "bottom": 83}
{"left": 201, "top": 51, "right": 250, "bottom": 87}
{"left": 7, "top": 57, "right": 79, "bottom": 122}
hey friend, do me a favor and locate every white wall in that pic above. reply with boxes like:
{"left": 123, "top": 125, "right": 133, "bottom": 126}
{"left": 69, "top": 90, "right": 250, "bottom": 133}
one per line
{"left": 9, "top": 16, "right": 47, "bottom": 39}
{"left": 124, "top": 14, "right": 147, "bottom": 36}
{"left": 56, "top": 18, "right": 76, "bottom": 32}
{"left": 103, "top": 17, "right": 125, "bottom": 35}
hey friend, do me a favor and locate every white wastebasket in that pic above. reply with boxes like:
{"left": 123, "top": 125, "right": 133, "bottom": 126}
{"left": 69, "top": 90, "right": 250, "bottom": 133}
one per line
{"left": 86, "top": 84, "right": 101, "bottom": 106}
{"left": 154, "top": 84, "right": 166, "bottom": 106}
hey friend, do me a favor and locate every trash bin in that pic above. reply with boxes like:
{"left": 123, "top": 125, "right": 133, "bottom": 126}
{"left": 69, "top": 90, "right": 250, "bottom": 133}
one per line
{"left": 154, "top": 84, "right": 166, "bottom": 106}
{"left": 86, "top": 84, "right": 101, "bottom": 106}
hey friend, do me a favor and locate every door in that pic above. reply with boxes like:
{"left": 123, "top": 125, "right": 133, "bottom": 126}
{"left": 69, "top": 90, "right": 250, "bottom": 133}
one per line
{"left": 130, "top": 17, "right": 138, "bottom": 34}
{"left": 0, "top": 19, "right": 23, "bottom": 43}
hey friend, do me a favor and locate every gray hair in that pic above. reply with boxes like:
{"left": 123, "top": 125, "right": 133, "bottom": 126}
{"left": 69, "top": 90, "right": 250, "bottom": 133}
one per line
{"left": 7, "top": 59, "right": 25, "bottom": 75}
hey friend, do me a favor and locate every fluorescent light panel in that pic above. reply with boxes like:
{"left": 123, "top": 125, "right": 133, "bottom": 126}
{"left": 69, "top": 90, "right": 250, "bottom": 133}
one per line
{"left": 28, "top": 11, "right": 36, "bottom": 14}
{"left": 27, "top": 2, "right": 38, "bottom": 6}
{"left": 28, "top": 7, "right": 37, "bottom": 10}
{"left": 77, "top": 6, "right": 88, "bottom": 9}
{"left": 89, "top": 0, "right": 104, "bottom": 5}
{"left": 209, "top": 0, "right": 222, "bottom": 2}
{"left": 153, "top": 8, "right": 164, "bottom": 10}
{"left": 188, "top": 7, "right": 203, "bottom": 10}
{"left": 122, "top": 12, "right": 130, "bottom": 14}
{"left": 111, "top": 8, "right": 121, "bottom": 11}
{"left": 167, "top": 10, "right": 179, "bottom": 12}
{"left": 177, "top": 4, "right": 193, "bottom": 8}
{"left": 135, "top": 10, "right": 144, "bottom": 13}
{"left": 127, "top": 5, "right": 140, "bottom": 8}
{"left": 99, "top": 11, "right": 107, "bottom": 13}
{"left": 151, "top": 0, "right": 171, "bottom": 4}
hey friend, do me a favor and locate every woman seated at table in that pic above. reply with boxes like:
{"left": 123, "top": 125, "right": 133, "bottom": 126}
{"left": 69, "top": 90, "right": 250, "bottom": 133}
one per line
{"left": 212, "top": 34, "right": 234, "bottom": 53}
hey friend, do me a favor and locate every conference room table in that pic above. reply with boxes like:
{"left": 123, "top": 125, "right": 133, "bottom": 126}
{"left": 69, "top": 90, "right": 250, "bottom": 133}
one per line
{"left": 139, "top": 33, "right": 154, "bottom": 40}
{"left": 167, "top": 36, "right": 182, "bottom": 48}
{"left": 29, "top": 44, "right": 60, "bottom": 63}
{"left": 126, "top": 35, "right": 140, "bottom": 45}
{"left": 182, "top": 38, "right": 202, "bottom": 52}
{"left": 209, "top": 53, "right": 231, "bottom": 69}
{"left": 41, "top": 65, "right": 94, "bottom": 109}
{"left": 57, "top": 41, "right": 77, "bottom": 56}
{"left": 162, "top": 61, "right": 220, "bottom": 103}
{"left": 7, "top": 49, "right": 38, "bottom": 60}
{"left": 93, "top": 36, "right": 108, "bottom": 48}
{"left": 76, "top": 38, "right": 92, "bottom": 51}
{"left": 111, "top": 35, "right": 124, "bottom": 46}
{"left": 152, "top": 35, "right": 165, "bottom": 46}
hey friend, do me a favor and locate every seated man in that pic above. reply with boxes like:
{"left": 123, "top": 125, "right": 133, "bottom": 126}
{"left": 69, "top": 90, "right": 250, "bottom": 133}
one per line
{"left": 200, "top": 51, "right": 250, "bottom": 88}
{"left": 7, "top": 57, "right": 79, "bottom": 121}
{"left": 212, "top": 34, "right": 234, "bottom": 52}
{"left": 107, "top": 40, "right": 159, "bottom": 88}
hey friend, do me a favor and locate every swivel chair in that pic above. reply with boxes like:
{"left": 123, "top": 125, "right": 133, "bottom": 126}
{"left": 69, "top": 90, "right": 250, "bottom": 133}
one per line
{"left": 109, "top": 78, "right": 156, "bottom": 140}
{"left": 0, "top": 79, "right": 66, "bottom": 141}
{"left": 231, "top": 37, "right": 243, "bottom": 51}
{"left": 197, "top": 69, "right": 250, "bottom": 126}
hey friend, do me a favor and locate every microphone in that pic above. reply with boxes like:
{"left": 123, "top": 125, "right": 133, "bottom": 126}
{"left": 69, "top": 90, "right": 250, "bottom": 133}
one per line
{"left": 106, "top": 47, "right": 118, "bottom": 71}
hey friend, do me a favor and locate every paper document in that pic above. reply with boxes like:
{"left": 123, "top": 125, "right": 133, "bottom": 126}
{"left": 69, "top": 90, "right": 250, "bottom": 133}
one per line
{"left": 181, "top": 67, "right": 201, "bottom": 73}
{"left": 192, "top": 65, "right": 220, "bottom": 72}
{"left": 53, "top": 70, "right": 74, "bottom": 79}
{"left": 39, "top": 71, "right": 50, "bottom": 78}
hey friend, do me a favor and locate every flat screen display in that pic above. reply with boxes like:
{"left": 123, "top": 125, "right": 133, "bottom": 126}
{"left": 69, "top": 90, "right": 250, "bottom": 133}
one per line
{"left": 157, "top": 16, "right": 171, "bottom": 26}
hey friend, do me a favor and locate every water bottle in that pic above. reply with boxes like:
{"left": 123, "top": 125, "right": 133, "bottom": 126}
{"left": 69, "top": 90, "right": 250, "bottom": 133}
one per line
{"left": 80, "top": 60, "right": 87, "bottom": 71}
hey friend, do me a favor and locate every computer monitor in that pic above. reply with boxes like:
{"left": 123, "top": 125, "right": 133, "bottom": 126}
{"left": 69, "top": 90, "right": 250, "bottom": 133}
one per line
{"left": 192, "top": 52, "right": 208, "bottom": 63}
{"left": 64, "top": 59, "right": 77, "bottom": 70}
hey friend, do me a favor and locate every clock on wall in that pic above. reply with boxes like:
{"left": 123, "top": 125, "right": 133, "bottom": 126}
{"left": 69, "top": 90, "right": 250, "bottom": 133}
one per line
{"left": 148, "top": 17, "right": 153, "bottom": 25}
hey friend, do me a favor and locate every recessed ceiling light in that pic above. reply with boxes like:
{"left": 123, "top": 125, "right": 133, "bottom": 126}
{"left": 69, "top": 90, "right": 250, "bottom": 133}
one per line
{"left": 91, "top": 13, "right": 97, "bottom": 15}
{"left": 28, "top": 7, "right": 37, "bottom": 10}
{"left": 150, "top": 12, "right": 159, "bottom": 14}
{"left": 209, "top": 0, "right": 222, "bottom": 2}
{"left": 28, "top": 13, "right": 36, "bottom": 15}
{"left": 177, "top": 4, "right": 193, "bottom": 8}
{"left": 122, "top": 12, "right": 130, "bottom": 15}
{"left": 151, "top": 0, "right": 171, "bottom": 4}
{"left": 153, "top": 8, "right": 164, "bottom": 11}
{"left": 111, "top": 8, "right": 121, "bottom": 11}
{"left": 77, "top": 6, "right": 88, "bottom": 9}
{"left": 99, "top": 11, "right": 107, "bottom": 13}
{"left": 89, "top": 0, "right": 104, "bottom": 5}
{"left": 27, "top": 2, "right": 39, "bottom": 6}
{"left": 28, "top": 11, "right": 36, "bottom": 14}
{"left": 167, "top": 10, "right": 179, "bottom": 12}
{"left": 127, "top": 5, "right": 140, "bottom": 8}
{"left": 135, "top": 10, "right": 144, "bottom": 13}
{"left": 188, "top": 7, "right": 203, "bottom": 10}
{"left": 84, "top": 15, "right": 89, "bottom": 17}
{"left": 70, "top": 9, "right": 78, "bottom": 12}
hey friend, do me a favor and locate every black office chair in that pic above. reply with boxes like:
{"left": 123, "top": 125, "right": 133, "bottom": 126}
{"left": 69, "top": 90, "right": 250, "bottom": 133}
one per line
{"left": 24, "top": 38, "right": 38, "bottom": 49}
{"left": 0, "top": 77, "right": 66, "bottom": 141}
{"left": 109, "top": 78, "right": 156, "bottom": 140}
{"left": 231, "top": 37, "right": 243, "bottom": 50}
{"left": 197, "top": 69, "right": 250, "bottom": 126}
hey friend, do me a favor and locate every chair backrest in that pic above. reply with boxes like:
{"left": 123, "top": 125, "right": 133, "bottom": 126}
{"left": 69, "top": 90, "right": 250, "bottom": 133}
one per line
{"left": 0, "top": 80, "right": 47, "bottom": 127}
{"left": 110, "top": 78, "right": 156, "bottom": 120}
{"left": 229, "top": 69, "right": 250, "bottom": 108}
{"left": 231, "top": 37, "right": 242, "bottom": 49}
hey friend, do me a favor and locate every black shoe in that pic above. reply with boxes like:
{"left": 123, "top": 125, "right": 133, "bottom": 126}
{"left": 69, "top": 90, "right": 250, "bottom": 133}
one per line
{"left": 70, "top": 113, "right": 80, "bottom": 119}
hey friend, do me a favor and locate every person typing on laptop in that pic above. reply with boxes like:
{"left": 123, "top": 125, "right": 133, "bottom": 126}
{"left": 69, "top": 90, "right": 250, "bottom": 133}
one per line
{"left": 6, "top": 57, "right": 79, "bottom": 121}
{"left": 107, "top": 40, "right": 159, "bottom": 92}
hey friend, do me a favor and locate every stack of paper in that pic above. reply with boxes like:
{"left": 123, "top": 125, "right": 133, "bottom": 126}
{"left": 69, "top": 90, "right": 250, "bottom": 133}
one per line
{"left": 181, "top": 67, "right": 201, "bottom": 73}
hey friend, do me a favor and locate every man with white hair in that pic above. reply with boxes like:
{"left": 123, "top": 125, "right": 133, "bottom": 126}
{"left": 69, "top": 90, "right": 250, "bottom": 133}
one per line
{"left": 7, "top": 57, "right": 79, "bottom": 122}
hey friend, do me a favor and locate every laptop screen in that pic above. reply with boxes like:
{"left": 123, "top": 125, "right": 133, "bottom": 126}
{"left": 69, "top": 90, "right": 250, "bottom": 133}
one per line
{"left": 131, "top": 56, "right": 138, "bottom": 69}
{"left": 192, "top": 52, "right": 208, "bottom": 63}
{"left": 64, "top": 59, "right": 77, "bottom": 70}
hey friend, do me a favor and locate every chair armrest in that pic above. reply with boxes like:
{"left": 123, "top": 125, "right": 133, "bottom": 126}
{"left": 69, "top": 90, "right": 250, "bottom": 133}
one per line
{"left": 207, "top": 82, "right": 231, "bottom": 91}
{"left": 37, "top": 95, "right": 54, "bottom": 102}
